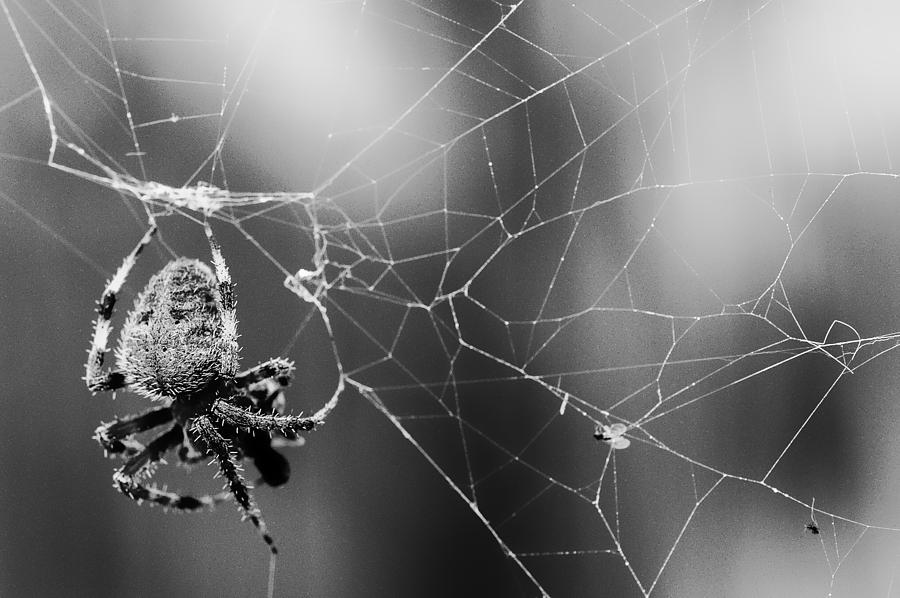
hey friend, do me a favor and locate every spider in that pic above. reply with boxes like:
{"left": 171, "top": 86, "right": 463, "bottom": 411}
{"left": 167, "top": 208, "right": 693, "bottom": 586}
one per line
{"left": 85, "top": 219, "right": 325, "bottom": 554}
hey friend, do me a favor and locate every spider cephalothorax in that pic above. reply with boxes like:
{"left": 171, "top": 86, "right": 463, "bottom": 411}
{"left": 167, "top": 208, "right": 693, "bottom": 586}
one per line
{"left": 85, "top": 220, "right": 325, "bottom": 553}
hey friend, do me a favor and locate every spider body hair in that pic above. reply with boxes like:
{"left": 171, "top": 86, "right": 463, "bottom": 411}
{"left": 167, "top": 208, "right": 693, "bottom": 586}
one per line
{"left": 117, "top": 258, "right": 237, "bottom": 400}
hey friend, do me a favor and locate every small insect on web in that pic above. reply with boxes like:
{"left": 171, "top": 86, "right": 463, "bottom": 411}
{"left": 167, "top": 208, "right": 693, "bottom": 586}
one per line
{"left": 594, "top": 422, "right": 631, "bottom": 450}
{"left": 84, "top": 217, "right": 339, "bottom": 593}
{"left": 806, "top": 498, "right": 820, "bottom": 535}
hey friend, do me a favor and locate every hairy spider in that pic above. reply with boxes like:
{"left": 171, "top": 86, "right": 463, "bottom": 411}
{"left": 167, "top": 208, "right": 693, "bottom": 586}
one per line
{"left": 85, "top": 220, "right": 323, "bottom": 554}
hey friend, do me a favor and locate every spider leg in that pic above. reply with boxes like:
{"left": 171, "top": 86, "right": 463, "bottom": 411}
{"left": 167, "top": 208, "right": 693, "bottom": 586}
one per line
{"left": 117, "top": 424, "right": 182, "bottom": 478}
{"left": 193, "top": 415, "right": 277, "bottom": 553}
{"left": 213, "top": 399, "right": 320, "bottom": 433}
{"left": 223, "top": 393, "right": 293, "bottom": 487}
{"left": 113, "top": 423, "right": 230, "bottom": 511}
{"left": 242, "top": 378, "right": 305, "bottom": 446}
{"left": 203, "top": 221, "right": 238, "bottom": 356}
{"left": 234, "top": 358, "right": 295, "bottom": 390}
{"left": 228, "top": 373, "right": 300, "bottom": 487}
{"left": 238, "top": 364, "right": 304, "bottom": 441}
{"left": 214, "top": 397, "right": 313, "bottom": 487}
{"left": 94, "top": 406, "right": 174, "bottom": 456}
{"left": 85, "top": 222, "right": 158, "bottom": 392}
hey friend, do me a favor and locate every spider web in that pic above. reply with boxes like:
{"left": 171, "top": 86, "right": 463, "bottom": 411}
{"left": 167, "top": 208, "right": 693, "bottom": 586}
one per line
{"left": 4, "top": 0, "right": 900, "bottom": 596}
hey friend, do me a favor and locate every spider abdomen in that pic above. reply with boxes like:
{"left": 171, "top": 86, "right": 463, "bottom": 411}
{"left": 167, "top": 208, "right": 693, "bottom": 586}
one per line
{"left": 116, "top": 258, "right": 238, "bottom": 398}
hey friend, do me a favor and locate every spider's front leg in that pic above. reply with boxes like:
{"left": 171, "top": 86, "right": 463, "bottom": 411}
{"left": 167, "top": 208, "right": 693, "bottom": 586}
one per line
{"left": 213, "top": 399, "right": 320, "bottom": 434}
{"left": 193, "top": 415, "right": 277, "bottom": 553}
{"left": 94, "top": 406, "right": 173, "bottom": 457}
{"left": 237, "top": 359, "right": 305, "bottom": 440}
{"left": 203, "top": 221, "right": 237, "bottom": 352}
{"left": 226, "top": 386, "right": 296, "bottom": 488}
{"left": 243, "top": 378, "right": 306, "bottom": 447}
{"left": 113, "top": 423, "right": 230, "bottom": 511}
{"left": 85, "top": 222, "right": 158, "bottom": 392}
{"left": 212, "top": 395, "right": 319, "bottom": 488}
